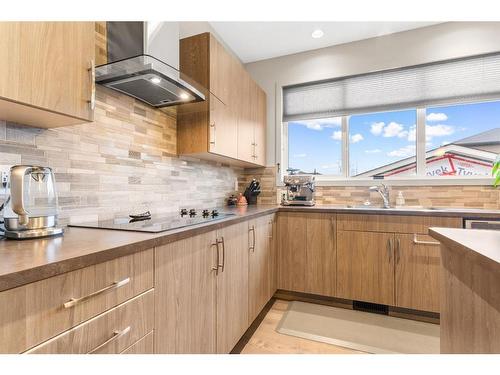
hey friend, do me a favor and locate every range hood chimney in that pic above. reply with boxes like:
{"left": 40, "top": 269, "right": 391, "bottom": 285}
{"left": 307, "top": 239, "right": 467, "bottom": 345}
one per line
{"left": 95, "top": 22, "right": 205, "bottom": 108}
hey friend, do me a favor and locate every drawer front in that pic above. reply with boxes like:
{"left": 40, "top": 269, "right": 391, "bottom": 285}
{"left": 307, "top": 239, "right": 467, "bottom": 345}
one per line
{"left": 337, "top": 214, "right": 462, "bottom": 234}
{"left": 0, "top": 249, "right": 153, "bottom": 353}
{"left": 26, "top": 290, "right": 154, "bottom": 354}
{"left": 121, "top": 331, "right": 154, "bottom": 354}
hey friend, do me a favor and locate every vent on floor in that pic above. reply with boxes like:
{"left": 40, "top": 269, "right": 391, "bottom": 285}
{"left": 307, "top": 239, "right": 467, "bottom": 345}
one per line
{"left": 353, "top": 300, "right": 389, "bottom": 315}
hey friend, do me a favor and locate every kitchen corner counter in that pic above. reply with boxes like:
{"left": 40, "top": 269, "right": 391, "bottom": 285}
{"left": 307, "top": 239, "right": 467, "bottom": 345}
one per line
{"left": 0, "top": 204, "right": 498, "bottom": 293}
{"left": 0, "top": 205, "right": 279, "bottom": 292}
{"left": 429, "top": 227, "right": 500, "bottom": 267}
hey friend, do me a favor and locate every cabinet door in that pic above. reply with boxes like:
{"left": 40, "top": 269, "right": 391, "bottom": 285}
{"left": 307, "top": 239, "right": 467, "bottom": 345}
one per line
{"left": 154, "top": 231, "right": 218, "bottom": 354}
{"left": 237, "top": 73, "right": 255, "bottom": 163}
{"left": 337, "top": 231, "right": 395, "bottom": 305}
{"left": 248, "top": 215, "right": 273, "bottom": 323}
{"left": 0, "top": 22, "right": 94, "bottom": 121}
{"left": 277, "top": 212, "right": 307, "bottom": 293}
{"left": 216, "top": 222, "right": 249, "bottom": 353}
{"left": 253, "top": 84, "right": 267, "bottom": 166}
{"left": 395, "top": 234, "right": 441, "bottom": 313}
{"left": 305, "top": 214, "right": 336, "bottom": 297}
{"left": 209, "top": 34, "right": 231, "bottom": 105}
{"left": 209, "top": 94, "right": 238, "bottom": 158}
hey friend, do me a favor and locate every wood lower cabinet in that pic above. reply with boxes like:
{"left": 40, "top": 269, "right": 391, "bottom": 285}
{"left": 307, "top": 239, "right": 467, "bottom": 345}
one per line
{"left": 216, "top": 222, "right": 249, "bottom": 353}
{"left": 0, "top": 22, "right": 95, "bottom": 128}
{"left": 305, "top": 214, "right": 336, "bottom": 297}
{"left": 278, "top": 212, "right": 336, "bottom": 296}
{"left": 248, "top": 214, "right": 274, "bottom": 323}
{"left": 395, "top": 233, "right": 441, "bottom": 313}
{"left": 337, "top": 230, "right": 395, "bottom": 306}
{"left": 278, "top": 212, "right": 307, "bottom": 293}
{"left": 26, "top": 290, "right": 154, "bottom": 354}
{"left": 154, "top": 232, "right": 218, "bottom": 354}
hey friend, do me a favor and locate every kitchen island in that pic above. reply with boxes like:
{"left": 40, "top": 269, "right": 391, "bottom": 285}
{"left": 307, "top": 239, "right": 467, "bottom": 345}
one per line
{"left": 430, "top": 228, "right": 500, "bottom": 353}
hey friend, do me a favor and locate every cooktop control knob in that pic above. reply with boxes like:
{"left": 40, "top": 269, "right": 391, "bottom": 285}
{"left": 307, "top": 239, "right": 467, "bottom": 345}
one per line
{"left": 180, "top": 208, "right": 188, "bottom": 216}
{"left": 211, "top": 209, "right": 219, "bottom": 217}
{"left": 189, "top": 209, "right": 197, "bottom": 216}
{"left": 202, "top": 209, "right": 210, "bottom": 217}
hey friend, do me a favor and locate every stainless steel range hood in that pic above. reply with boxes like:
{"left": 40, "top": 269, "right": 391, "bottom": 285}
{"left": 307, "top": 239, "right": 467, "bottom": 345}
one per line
{"left": 95, "top": 22, "right": 205, "bottom": 108}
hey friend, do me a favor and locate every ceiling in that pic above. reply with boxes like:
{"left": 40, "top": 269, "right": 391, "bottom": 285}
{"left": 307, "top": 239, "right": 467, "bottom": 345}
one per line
{"left": 209, "top": 22, "right": 441, "bottom": 63}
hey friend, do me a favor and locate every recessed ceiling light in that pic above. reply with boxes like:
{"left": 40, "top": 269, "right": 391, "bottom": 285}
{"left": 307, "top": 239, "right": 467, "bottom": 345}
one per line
{"left": 180, "top": 93, "right": 190, "bottom": 100}
{"left": 150, "top": 77, "right": 161, "bottom": 84}
{"left": 311, "top": 29, "right": 324, "bottom": 39}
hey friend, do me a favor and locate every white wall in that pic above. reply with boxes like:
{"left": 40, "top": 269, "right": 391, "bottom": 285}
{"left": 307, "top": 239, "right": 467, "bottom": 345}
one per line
{"left": 244, "top": 22, "right": 500, "bottom": 166}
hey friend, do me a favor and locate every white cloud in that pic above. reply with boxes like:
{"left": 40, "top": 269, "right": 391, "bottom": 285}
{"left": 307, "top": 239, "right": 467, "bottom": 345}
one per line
{"left": 425, "top": 124, "right": 454, "bottom": 138}
{"left": 331, "top": 130, "right": 342, "bottom": 141}
{"left": 293, "top": 153, "right": 307, "bottom": 158}
{"left": 387, "top": 145, "right": 416, "bottom": 158}
{"left": 365, "top": 149, "right": 382, "bottom": 154}
{"left": 383, "top": 122, "right": 406, "bottom": 138}
{"left": 407, "top": 125, "right": 417, "bottom": 142}
{"left": 426, "top": 112, "right": 448, "bottom": 122}
{"left": 370, "top": 122, "right": 385, "bottom": 136}
{"left": 350, "top": 133, "right": 364, "bottom": 143}
{"left": 296, "top": 118, "right": 342, "bottom": 131}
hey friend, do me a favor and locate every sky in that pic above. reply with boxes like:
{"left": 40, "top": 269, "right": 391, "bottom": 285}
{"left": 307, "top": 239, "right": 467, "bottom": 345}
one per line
{"left": 288, "top": 100, "right": 500, "bottom": 176}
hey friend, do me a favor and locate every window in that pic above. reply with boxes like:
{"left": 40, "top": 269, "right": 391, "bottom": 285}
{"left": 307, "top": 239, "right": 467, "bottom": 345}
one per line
{"left": 287, "top": 117, "right": 342, "bottom": 175}
{"left": 281, "top": 53, "right": 500, "bottom": 184}
{"left": 423, "top": 102, "right": 500, "bottom": 177}
{"left": 349, "top": 109, "right": 417, "bottom": 177}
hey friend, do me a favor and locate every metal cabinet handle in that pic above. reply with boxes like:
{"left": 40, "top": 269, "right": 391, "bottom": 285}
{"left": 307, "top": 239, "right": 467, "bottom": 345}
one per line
{"left": 249, "top": 225, "right": 256, "bottom": 252}
{"left": 387, "top": 237, "right": 393, "bottom": 263}
{"left": 209, "top": 123, "right": 216, "bottom": 145}
{"left": 396, "top": 238, "right": 401, "bottom": 264}
{"left": 63, "top": 277, "right": 130, "bottom": 308}
{"left": 88, "top": 60, "right": 96, "bottom": 110}
{"left": 220, "top": 237, "right": 226, "bottom": 272}
{"left": 87, "top": 326, "right": 131, "bottom": 354}
{"left": 268, "top": 219, "right": 274, "bottom": 239}
{"left": 211, "top": 242, "right": 219, "bottom": 275}
{"left": 216, "top": 237, "right": 226, "bottom": 272}
{"left": 413, "top": 234, "right": 440, "bottom": 246}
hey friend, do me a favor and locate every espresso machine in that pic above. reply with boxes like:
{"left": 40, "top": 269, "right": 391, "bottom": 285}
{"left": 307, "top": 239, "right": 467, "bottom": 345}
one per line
{"left": 281, "top": 171, "right": 316, "bottom": 206}
{"left": 1, "top": 165, "right": 63, "bottom": 239}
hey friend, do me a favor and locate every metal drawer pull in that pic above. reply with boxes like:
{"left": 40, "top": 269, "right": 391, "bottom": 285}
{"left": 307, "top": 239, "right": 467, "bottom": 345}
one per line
{"left": 87, "top": 326, "right": 131, "bottom": 354}
{"left": 220, "top": 237, "right": 226, "bottom": 272}
{"left": 63, "top": 277, "right": 130, "bottom": 308}
{"left": 413, "top": 234, "right": 440, "bottom": 246}
{"left": 249, "top": 225, "right": 256, "bottom": 252}
{"left": 88, "top": 59, "right": 96, "bottom": 110}
{"left": 209, "top": 123, "right": 216, "bottom": 145}
{"left": 212, "top": 242, "right": 220, "bottom": 275}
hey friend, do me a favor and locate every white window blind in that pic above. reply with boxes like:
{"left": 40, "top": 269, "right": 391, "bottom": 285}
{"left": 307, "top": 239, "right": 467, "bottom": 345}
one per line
{"left": 283, "top": 53, "right": 500, "bottom": 122}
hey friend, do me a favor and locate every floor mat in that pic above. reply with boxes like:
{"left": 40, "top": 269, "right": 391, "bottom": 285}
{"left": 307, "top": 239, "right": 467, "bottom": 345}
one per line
{"left": 276, "top": 301, "right": 440, "bottom": 354}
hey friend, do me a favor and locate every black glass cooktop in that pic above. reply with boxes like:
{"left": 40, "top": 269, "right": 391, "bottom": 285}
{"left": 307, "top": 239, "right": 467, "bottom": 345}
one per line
{"left": 69, "top": 209, "right": 234, "bottom": 233}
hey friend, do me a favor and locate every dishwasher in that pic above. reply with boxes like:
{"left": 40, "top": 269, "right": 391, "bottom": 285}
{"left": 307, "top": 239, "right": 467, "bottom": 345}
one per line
{"left": 463, "top": 218, "right": 500, "bottom": 230}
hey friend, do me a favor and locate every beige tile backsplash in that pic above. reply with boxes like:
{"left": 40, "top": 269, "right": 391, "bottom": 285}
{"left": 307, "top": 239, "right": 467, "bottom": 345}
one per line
{"left": 0, "top": 87, "right": 241, "bottom": 226}
{"left": 239, "top": 167, "right": 499, "bottom": 209}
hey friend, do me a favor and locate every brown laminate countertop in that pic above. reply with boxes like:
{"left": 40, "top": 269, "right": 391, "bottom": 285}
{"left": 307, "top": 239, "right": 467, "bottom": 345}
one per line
{"left": 1, "top": 204, "right": 499, "bottom": 292}
{"left": 430, "top": 227, "right": 500, "bottom": 267}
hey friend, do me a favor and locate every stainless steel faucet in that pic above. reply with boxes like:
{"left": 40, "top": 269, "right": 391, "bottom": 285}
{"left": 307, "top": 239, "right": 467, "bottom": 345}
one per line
{"left": 369, "top": 184, "right": 390, "bottom": 209}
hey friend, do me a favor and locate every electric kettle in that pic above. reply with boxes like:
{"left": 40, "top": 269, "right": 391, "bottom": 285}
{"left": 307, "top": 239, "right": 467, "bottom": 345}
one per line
{"left": 1, "top": 165, "right": 63, "bottom": 239}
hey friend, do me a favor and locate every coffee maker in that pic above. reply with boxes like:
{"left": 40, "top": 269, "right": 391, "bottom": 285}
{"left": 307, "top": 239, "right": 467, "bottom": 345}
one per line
{"left": 1, "top": 165, "right": 63, "bottom": 239}
{"left": 281, "top": 172, "right": 315, "bottom": 206}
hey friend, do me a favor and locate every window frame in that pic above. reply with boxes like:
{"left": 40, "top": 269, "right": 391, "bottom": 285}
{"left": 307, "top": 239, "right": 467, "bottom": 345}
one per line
{"left": 277, "top": 85, "right": 496, "bottom": 187}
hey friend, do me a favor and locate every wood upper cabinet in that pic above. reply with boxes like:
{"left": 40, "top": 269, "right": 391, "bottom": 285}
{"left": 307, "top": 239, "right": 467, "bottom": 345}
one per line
{"left": 277, "top": 212, "right": 336, "bottom": 296}
{"left": 154, "top": 231, "right": 218, "bottom": 354}
{"left": 0, "top": 22, "right": 95, "bottom": 128}
{"left": 337, "top": 230, "right": 395, "bottom": 306}
{"left": 179, "top": 32, "right": 266, "bottom": 167}
{"left": 248, "top": 214, "right": 274, "bottom": 323}
{"left": 216, "top": 222, "right": 249, "bottom": 353}
{"left": 395, "top": 233, "right": 441, "bottom": 313}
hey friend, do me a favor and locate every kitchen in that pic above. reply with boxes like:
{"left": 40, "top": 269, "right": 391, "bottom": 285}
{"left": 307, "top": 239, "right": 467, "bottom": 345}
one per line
{"left": 1, "top": 1, "right": 500, "bottom": 374}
